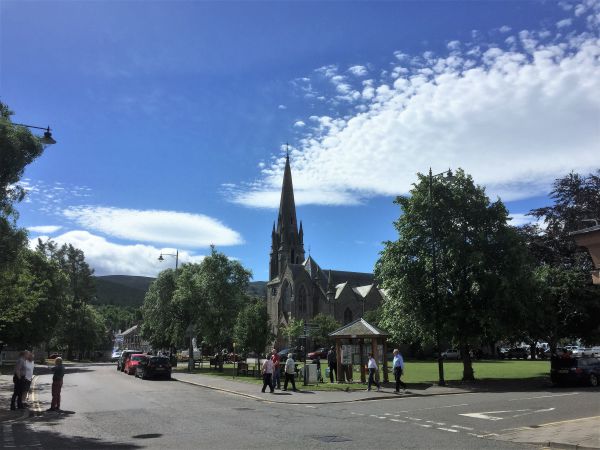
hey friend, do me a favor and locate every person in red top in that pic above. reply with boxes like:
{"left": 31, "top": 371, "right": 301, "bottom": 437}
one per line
{"left": 271, "top": 348, "right": 281, "bottom": 390}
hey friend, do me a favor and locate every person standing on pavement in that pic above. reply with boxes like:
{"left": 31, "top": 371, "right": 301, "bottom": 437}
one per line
{"left": 261, "top": 354, "right": 274, "bottom": 393}
{"left": 271, "top": 348, "right": 281, "bottom": 390}
{"left": 283, "top": 353, "right": 297, "bottom": 391}
{"left": 23, "top": 351, "right": 34, "bottom": 405}
{"left": 366, "top": 352, "right": 381, "bottom": 392}
{"left": 10, "top": 351, "right": 27, "bottom": 410}
{"left": 392, "top": 349, "right": 407, "bottom": 393}
{"left": 49, "top": 357, "right": 65, "bottom": 411}
{"left": 327, "top": 347, "right": 337, "bottom": 383}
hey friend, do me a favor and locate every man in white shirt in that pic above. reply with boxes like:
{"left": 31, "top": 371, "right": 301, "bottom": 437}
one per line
{"left": 261, "top": 355, "right": 274, "bottom": 393}
{"left": 367, "top": 352, "right": 381, "bottom": 392}
{"left": 23, "top": 351, "right": 34, "bottom": 404}
{"left": 11, "top": 351, "right": 27, "bottom": 410}
{"left": 283, "top": 354, "right": 297, "bottom": 391}
{"left": 392, "top": 349, "right": 407, "bottom": 393}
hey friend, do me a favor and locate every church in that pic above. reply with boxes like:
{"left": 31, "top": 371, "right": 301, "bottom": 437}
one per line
{"left": 266, "top": 153, "right": 386, "bottom": 339}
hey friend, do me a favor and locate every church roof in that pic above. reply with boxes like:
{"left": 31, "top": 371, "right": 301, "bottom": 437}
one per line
{"left": 326, "top": 269, "right": 375, "bottom": 288}
{"left": 329, "top": 318, "right": 389, "bottom": 338}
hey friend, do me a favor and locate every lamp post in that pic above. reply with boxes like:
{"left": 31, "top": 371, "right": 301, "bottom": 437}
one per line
{"left": 428, "top": 167, "right": 454, "bottom": 387}
{"left": 158, "top": 249, "right": 185, "bottom": 369}
{"left": 13, "top": 123, "right": 57, "bottom": 146}
{"left": 158, "top": 249, "right": 179, "bottom": 271}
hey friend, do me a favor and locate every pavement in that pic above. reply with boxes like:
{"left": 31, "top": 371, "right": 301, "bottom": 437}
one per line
{"left": 172, "top": 370, "right": 472, "bottom": 404}
{"left": 0, "top": 375, "right": 32, "bottom": 423}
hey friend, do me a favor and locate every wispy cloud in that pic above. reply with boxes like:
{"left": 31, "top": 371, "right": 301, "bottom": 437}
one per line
{"left": 29, "top": 231, "right": 204, "bottom": 277}
{"left": 63, "top": 206, "right": 243, "bottom": 247}
{"left": 227, "top": 5, "right": 600, "bottom": 208}
{"left": 27, "top": 225, "right": 63, "bottom": 234}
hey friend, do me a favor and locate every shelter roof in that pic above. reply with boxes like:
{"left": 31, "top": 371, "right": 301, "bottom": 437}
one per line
{"left": 329, "top": 318, "right": 389, "bottom": 338}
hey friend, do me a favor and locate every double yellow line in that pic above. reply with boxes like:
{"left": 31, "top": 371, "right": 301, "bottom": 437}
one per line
{"left": 29, "top": 375, "right": 43, "bottom": 416}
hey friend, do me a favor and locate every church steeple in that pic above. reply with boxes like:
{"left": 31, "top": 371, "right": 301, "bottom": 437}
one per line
{"left": 269, "top": 151, "right": 305, "bottom": 280}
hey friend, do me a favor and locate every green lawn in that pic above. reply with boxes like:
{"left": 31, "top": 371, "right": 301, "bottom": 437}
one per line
{"left": 173, "top": 359, "right": 550, "bottom": 391}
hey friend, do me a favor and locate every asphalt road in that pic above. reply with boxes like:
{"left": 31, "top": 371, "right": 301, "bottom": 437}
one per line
{"left": 2, "top": 364, "right": 598, "bottom": 449}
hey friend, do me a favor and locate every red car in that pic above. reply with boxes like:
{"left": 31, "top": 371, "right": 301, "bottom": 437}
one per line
{"left": 308, "top": 348, "right": 328, "bottom": 360}
{"left": 125, "top": 353, "right": 145, "bottom": 375}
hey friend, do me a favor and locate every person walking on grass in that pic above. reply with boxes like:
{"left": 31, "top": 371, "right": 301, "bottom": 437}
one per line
{"left": 392, "top": 349, "right": 407, "bottom": 393}
{"left": 366, "top": 352, "right": 381, "bottom": 392}
{"left": 271, "top": 348, "right": 281, "bottom": 390}
{"left": 261, "top": 354, "right": 274, "bottom": 393}
{"left": 23, "top": 351, "right": 34, "bottom": 406}
{"left": 10, "top": 351, "right": 27, "bottom": 410}
{"left": 327, "top": 347, "right": 337, "bottom": 383}
{"left": 283, "top": 353, "right": 297, "bottom": 391}
{"left": 49, "top": 357, "right": 65, "bottom": 411}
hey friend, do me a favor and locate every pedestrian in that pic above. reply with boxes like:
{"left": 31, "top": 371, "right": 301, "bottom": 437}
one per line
{"left": 315, "top": 357, "right": 323, "bottom": 383}
{"left": 327, "top": 347, "right": 337, "bottom": 383}
{"left": 23, "top": 351, "right": 34, "bottom": 405}
{"left": 392, "top": 349, "right": 407, "bottom": 393}
{"left": 366, "top": 352, "right": 381, "bottom": 392}
{"left": 261, "top": 354, "right": 274, "bottom": 393}
{"left": 10, "top": 351, "right": 26, "bottom": 410}
{"left": 283, "top": 353, "right": 297, "bottom": 391}
{"left": 271, "top": 348, "right": 281, "bottom": 390}
{"left": 49, "top": 357, "right": 65, "bottom": 411}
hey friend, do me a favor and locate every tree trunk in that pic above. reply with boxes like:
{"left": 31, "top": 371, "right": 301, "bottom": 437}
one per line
{"left": 460, "top": 344, "right": 475, "bottom": 381}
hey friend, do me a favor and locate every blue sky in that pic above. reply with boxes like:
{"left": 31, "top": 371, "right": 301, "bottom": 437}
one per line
{"left": 2, "top": 1, "right": 599, "bottom": 280}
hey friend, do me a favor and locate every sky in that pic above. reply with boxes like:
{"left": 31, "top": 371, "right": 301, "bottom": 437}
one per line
{"left": 1, "top": 0, "right": 599, "bottom": 281}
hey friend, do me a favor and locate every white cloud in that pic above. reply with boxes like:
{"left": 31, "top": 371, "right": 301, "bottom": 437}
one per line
{"left": 27, "top": 225, "right": 63, "bottom": 234}
{"left": 508, "top": 213, "right": 543, "bottom": 227}
{"left": 499, "top": 25, "right": 512, "bottom": 33}
{"left": 348, "top": 65, "right": 368, "bottom": 76}
{"left": 228, "top": 16, "right": 600, "bottom": 208}
{"left": 293, "top": 120, "right": 306, "bottom": 128}
{"left": 556, "top": 18, "right": 573, "bottom": 28}
{"left": 63, "top": 206, "right": 243, "bottom": 247}
{"left": 29, "top": 231, "right": 204, "bottom": 276}
{"left": 278, "top": 104, "right": 287, "bottom": 110}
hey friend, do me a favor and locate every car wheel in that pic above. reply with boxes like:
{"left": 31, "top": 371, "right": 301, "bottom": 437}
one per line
{"left": 590, "top": 374, "right": 598, "bottom": 387}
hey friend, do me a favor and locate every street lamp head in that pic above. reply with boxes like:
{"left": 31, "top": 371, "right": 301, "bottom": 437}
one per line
{"left": 158, "top": 254, "right": 164, "bottom": 262}
{"left": 40, "top": 127, "right": 56, "bottom": 145}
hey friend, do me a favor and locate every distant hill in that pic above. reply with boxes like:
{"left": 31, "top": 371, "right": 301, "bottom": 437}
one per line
{"left": 94, "top": 275, "right": 267, "bottom": 307}
{"left": 94, "top": 275, "right": 154, "bottom": 307}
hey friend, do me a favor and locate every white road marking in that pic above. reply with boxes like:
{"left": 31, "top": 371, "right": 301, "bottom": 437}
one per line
{"left": 460, "top": 409, "right": 530, "bottom": 421}
{"left": 305, "top": 405, "right": 316, "bottom": 408}
{"left": 417, "top": 424, "right": 432, "bottom": 428}
{"left": 406, "top": 417, "right": 423, "bottom": 421}
{"left": 426, "top": 420, "right": 446, "bottom": 426}
{"left": 451, "top": 425, "right": 474, "bottom": 430}
{"left": 437, "top": 427, "right": 459, "bottom": 433}
{"left": 389, "top": 418, "right": 407, "bottom": 423}
{"left": 508, "top": 392, "right": 579, "bottom": 401}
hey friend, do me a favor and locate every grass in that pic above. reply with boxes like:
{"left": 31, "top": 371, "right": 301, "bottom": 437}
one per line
{"left": 172, "top": 359, "right": 551, "bottom": 391}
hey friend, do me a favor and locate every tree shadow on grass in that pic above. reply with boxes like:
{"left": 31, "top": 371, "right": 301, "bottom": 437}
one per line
{"left": 1, "top": 421, "right": 142, "bottom": 448}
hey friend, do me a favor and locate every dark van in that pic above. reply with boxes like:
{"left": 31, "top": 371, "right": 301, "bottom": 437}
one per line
{"left": 551, "top": 356, "right": 600, "bottom": 386}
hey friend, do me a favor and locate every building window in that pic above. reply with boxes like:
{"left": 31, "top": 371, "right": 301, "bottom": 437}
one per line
{"left": 343, "top": 307, "right": 353, "bottom": 325}
{"left": 298, "top": 285, "right": 307, "bottom": 314}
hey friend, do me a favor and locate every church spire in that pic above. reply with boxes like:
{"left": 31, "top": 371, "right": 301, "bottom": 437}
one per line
{"left": 277, "top": 150, "right": 298, "bottom": 235}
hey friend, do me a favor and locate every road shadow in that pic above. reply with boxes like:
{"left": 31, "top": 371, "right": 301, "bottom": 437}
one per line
{"left": 437, "top": 377, "right": 599, "bottom": 393}
{"left": 1, "top": 421, "right": 141, "bottom": 448}
{"left": 34, "top": 367, "right": 93, "bottom": 376}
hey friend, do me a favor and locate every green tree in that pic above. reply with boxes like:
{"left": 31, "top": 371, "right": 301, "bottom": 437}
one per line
{"left": 140, "top": 269, "right": 178, "bottom": 350}
{"left": 309, "top": 313, "right": 340, "bottom": 348}
{"left": 233, "top": 297, "right": 272, "bottom": 357}
{"left": 0, "top": 102, "right": 45, "bottom": 269}
{"left": 281, "top": 318, "right": 304, "bottom": 347}
{"left": 519, "top": 171, "right": 600, "bottom": 347}
{"left": 376, "top": 169, "right": 533, "bottom": 381}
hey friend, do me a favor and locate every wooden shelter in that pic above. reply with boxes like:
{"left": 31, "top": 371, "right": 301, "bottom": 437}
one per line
{"left": 328, "top": 318, "right": 390, "bottom": 383}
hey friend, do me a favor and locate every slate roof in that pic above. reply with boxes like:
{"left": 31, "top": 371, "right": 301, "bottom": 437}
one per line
{"left": 329, "top": 318, "right": 389, "bottom": 338}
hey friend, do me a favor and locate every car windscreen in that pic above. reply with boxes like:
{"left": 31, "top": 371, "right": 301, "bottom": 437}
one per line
{"left": 552, "top": 358, "right": 578, "bottom": 368}
{"left": 150, "top": 357, "right": 169, "bottom": 364}
{"left": 131, "top": 355, "right": 144, "bottom": 361}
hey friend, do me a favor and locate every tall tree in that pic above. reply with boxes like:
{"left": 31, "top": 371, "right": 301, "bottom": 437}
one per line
{"left": 376, "top": 169, "right": 533, "bottom": 381}
{"left": 519, "top": 171, "right": 600, "bottom": 347}
{"left": 233, "top": 297, "right": 272, "bottom": 357}
{"left": 140, "top": 269, "right": 178, "bottom": 350}
{"left": 281, "top": 318, "right": 304, "bottom": 348}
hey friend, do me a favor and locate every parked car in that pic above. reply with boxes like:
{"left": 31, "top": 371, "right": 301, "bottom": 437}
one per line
{"left": 111, "top": 350, "right": 122, "bottom": 362}
{"left": 125, "top": 353, "right": 145, "bottom": 375}
{"left": 117, "top": 350, "right": 141, "bottom": 372}
{"left": 308, "top": 348, "right": 328, "bottom": 360}
{"left": 502, "top": 347, "right": 529, "bottom": 360}
{"left": 590, "top": 346, "right": 600, "bottom": 357}
{"left": 48, "top": 353, "right": 62, "bottom": 360}
{"left": 135, "top": 355, "right": 171, "bottom": 380}
{"left": 442, "top": 349, "right": 460, "bottom": 359}
{"left": 278, "top": 346, "right": 305, "bottom": 361}
{"left": 551, "top": 356, "right": 600, "bottom": 386}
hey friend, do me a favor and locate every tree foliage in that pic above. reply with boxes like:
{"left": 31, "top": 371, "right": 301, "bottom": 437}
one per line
{"left": 281, "top": 318, "right": 304, "bottom": 346}
{"left": 140, "top": 269, "right": 178, "bottom": 349}
{"left": 308, "top": 313, "right": 340, "bottom": 347}
{"left": 376, "top": 169, "right": 533, "bottom": 381}
{"left": 233, "top": 297, "right": 271, "bottom": 356}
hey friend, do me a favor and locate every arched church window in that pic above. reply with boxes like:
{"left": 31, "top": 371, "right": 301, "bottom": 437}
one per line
{"left": 343, "top": 307, "right": 353, "bottom": 325}
{"left": 281, "top": 282, "right": 292, "bottom": 315}
{"left": 298, "top": 285, "right": 307, "bottom": 314}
